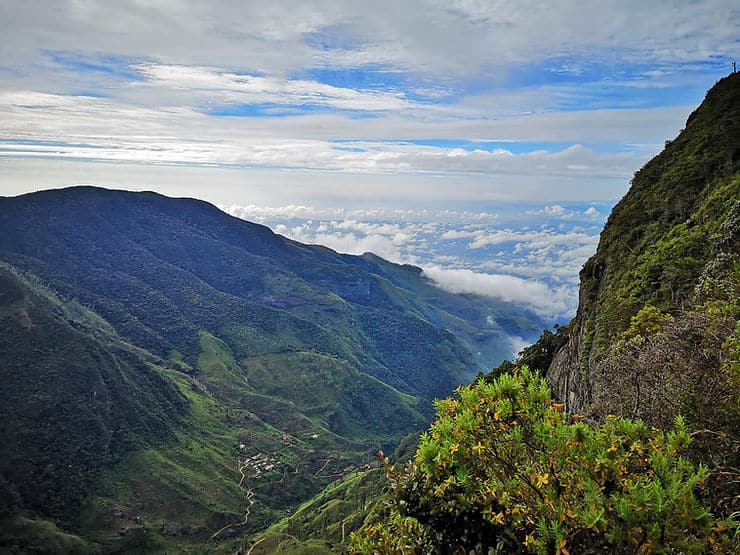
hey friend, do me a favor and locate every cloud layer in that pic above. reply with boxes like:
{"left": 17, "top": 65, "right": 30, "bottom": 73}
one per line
{"left": 1, "top": 1, "right": 737, "bottom": 204}
{"left": 423, "top": 266, "right": 575, "bottom": 319}
{"left": 224, "top": 200, "right": 609, "bottom": 319}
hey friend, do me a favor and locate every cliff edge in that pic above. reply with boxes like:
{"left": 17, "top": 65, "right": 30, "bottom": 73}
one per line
{"left": 548, "top": 72, "right": 740, "bottom": 416}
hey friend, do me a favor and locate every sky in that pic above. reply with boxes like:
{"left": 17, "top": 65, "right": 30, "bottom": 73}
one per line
{"left": 1, "top": 1, "right": 738, "bottom": 324}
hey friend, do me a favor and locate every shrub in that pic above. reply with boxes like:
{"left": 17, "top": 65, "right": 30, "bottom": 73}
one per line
{"left": 351, "top": 368, "right": 736, "bottom": 554}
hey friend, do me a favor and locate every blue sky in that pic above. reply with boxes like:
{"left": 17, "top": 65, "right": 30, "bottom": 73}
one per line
{"left": 0, "top": 0, "right": 737, "bottom": 322}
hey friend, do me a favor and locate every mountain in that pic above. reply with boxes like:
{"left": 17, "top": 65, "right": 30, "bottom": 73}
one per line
{"left": 548, "top": 71, "right": 739, "bottom": 413}
{"left": 0, "top": 187, "right": 544, "bottom": 552}
{"left": 0, "top": 186, "right": 541, "bottom": 401}
{"left": 346, "top": 73, "right": 740, "bottom": 555}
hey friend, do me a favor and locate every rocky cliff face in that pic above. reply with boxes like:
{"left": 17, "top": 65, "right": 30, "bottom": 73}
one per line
{"left": 547, "top": 265, "right": 604, "bottom": 413}
{"left": 547, "top": 72, "right": 740, "bottom": 414}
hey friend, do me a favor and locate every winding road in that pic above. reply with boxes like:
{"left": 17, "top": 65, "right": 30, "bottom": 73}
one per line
{"left": 211, "top": 458, "right": 256, "bottom": 540}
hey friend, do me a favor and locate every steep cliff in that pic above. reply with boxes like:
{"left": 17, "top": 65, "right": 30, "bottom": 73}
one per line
{"left": 548, "top": 72, "right": 740, "bottom": 415}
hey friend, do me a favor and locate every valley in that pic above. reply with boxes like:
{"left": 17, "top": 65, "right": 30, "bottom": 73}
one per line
{"left": 0, "top": 190, "right": 544, "bottom": 553}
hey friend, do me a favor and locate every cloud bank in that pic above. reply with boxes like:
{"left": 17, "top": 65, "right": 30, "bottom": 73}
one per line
{"left": 422, "top": 266, "right": 576, "bottom": 319}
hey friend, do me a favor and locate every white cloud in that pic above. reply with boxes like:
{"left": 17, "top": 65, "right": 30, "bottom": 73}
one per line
{"left": 0, "top": 157, "right": 631, "bottom": 209}
{"left": 545, "top": 205, "right": 565, "bottom": 216}
{"left": 506, "top": 335, "right": 533, "bottom": 358}
{"left": 0, "top": 1, "right": 732, "bottom": 172}
{"left": 525, "top": 204, "right": 604, "bottom": 220}
{"left": 440, "top": 229, "right": 477, "bottom": 240}
{"left": 131, "top": 63, "right": 411, "bottom": 111}
{"left": 288, "top": 230, "right": 405, "bottom": 263}
{"left": 226, "top": 205, "right": 497, "bottom": 226}
{"left": 225, "top": 204, "right": 347, "bottom": 221}
{"left": 2, "top": 1, "right": 735, "bottom": 79}
{"left": 422, "top": 265, "right": 576, "bottom": 318}
{"left": 467, "top": 229, "right": 598, "bottom": 251}
{"left": 0, "top": 94, "right": 646, "bottom": 179}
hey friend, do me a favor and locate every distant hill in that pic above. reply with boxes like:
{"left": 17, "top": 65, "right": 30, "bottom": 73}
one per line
{"left": 0, "top": 187, "right": 544, "bottom": 552}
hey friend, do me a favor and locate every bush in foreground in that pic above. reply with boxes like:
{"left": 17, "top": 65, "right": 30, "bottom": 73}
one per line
{"left": 351, "top": 367, "right": 737, "bottom": 554}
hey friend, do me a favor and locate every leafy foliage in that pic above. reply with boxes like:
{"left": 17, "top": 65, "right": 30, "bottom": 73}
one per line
{"left": 351, "top": 368, "right": 737, "bottom": 554}
{"left": 620, "top": 306, "right": 673, "bottom": 341}
{"left": 592, "top": 301, "right": 740, "bottom": 517}
{"left": 488, "top": 324, "right": 569, "bottom": 379}
{"left": 0, "top": 266, "right": 187, "bottom": 527}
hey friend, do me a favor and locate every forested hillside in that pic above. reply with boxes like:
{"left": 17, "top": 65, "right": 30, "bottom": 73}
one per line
{"left": 0, "top": 265, "right": 186, "bottom": 527}
{"left": 0, "top": 188, "right": 543, "bottom": 552}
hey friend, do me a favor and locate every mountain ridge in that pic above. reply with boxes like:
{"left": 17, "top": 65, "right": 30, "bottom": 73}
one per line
{"left": 0, "top": 185, "right": 542, "bottom": 398}
{"left": 0, "top": 185, "right": 545, "bottom": 552}
{"left": 548, "top": 71, "right": 740, "bottom": 414}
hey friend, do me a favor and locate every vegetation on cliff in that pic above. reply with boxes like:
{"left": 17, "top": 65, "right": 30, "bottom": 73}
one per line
{"left": 351, "top": 368, "right": 735, "bottom": 554}
{"left": 352, "top": 74, "right": 740, "bottom": 553}
{"left": 549, "top": 72, "right": 739, "bottom": 388}
{"left": 546, "top": 72, "right": 740, "bottom": 524}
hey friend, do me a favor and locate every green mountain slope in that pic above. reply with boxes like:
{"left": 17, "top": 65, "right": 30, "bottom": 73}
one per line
{"left": 0, "top": 188, "right": 545, "bottom": 552}
{"left": 0, "top": 265, "right": 187, "bottom": 521}
{"left": 546, "top": 72, "right": 739, "bottom": 516}
{"left": 549, "top": 71, "right": 739, "bottom": 412}
{"left": 0, "top": 187, "right": 541, "bottom": 401}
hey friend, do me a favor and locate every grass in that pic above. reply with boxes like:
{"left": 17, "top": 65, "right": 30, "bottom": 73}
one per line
{"left": 73, "top": 333, "right": 423, "bottom": 553}
{"left": 0, "top": 516, "right": 96, "bottom": 554}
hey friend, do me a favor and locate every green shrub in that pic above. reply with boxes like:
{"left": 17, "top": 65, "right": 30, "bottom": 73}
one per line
{"left": 620, "top": 305, "right": 673, "bottom": 341}
{"left": 351, "top": 368, "right": 736, "bottom": 554}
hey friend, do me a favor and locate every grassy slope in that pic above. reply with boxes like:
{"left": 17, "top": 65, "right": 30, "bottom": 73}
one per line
{"left": 0, "top": 265, "right": 428, "bottom": 553}
{"left": 0, "top": 265, "right": 188, "bottom": 552}
{"left": 0, "top": 264, "right": 188, "bottom": 517}
{"left": 74, "top": 327, "right": 429, "bottom": 553}
{"left": 250, "top": 432, "right": 421, "bottom": 554}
